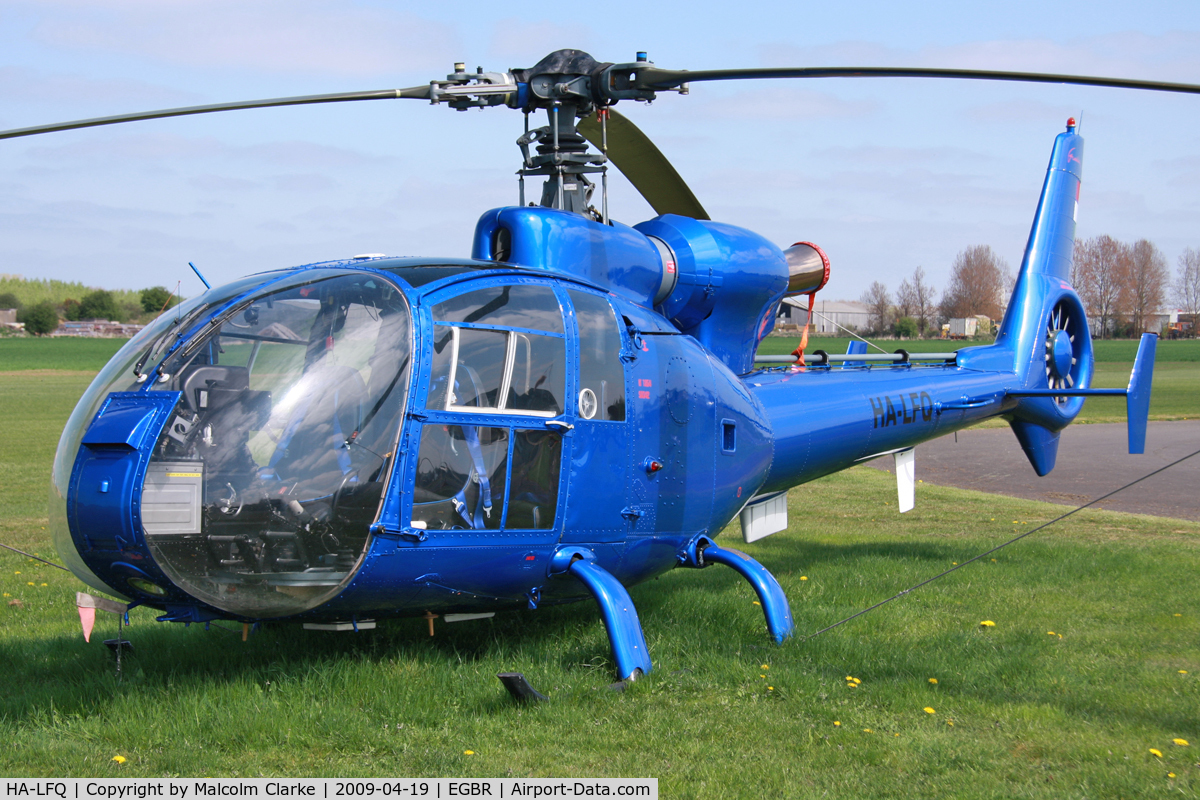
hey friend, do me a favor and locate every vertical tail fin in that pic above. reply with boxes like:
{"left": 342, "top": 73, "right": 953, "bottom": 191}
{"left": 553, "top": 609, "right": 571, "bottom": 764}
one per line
{"left": 956, "top": 120, "right": 1095, "bottom": 476}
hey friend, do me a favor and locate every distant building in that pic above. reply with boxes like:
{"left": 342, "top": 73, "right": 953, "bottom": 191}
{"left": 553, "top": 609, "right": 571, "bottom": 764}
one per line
{"left": 52, "top": 319, "right": 145, "bottom": 338}
{"left": 778, "top": 298, "right": 869, "bottom": 334}
{"left": 0, "top": 308, "right": 23, "bottom": 332}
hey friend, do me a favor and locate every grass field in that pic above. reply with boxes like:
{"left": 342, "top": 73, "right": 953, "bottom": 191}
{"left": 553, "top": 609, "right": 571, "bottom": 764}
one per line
{"left": 1, "top": 342, "right": 1198, "bottom": 795}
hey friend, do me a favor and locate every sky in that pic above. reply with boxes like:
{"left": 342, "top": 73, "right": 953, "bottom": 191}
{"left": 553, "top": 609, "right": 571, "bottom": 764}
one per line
{"left": 2, "top": 0, "right": 1199, "bottom": 303}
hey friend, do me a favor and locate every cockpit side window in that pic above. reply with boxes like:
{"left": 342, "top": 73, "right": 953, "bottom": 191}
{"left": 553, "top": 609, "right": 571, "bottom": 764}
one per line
{"left": 413, "top": 282, "right": 566, "bottom": 533}
{"left": 426, "top": 285, "right": 565, "bottom": 417}
{"left": 432, "top": 284, "right": 564, "bottom": 333}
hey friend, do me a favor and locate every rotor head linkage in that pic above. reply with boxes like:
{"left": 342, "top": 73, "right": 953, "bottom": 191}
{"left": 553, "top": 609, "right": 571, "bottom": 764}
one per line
{"left": 515, "top": 102, "right": 608, "bottom": 216}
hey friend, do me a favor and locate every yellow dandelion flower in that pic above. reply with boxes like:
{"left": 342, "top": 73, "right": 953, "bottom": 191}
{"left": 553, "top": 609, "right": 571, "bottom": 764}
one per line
{"left": 1173, "top": 738, "right": 1189, "bottom": 747}
{"left": 1169, "top": 773, "right": 1177, "bottom": 778}
{"left": 833, "top": 721, "right": 840, "bottom": 726}
{"left": 767, "top": 686, "right": 774, "bottom": 691}
{"left": 1180, "top": 670, "right": 1189, "bottom": 675}
{"left": 761, "top": 664, "right": 769, "bottom": 670}
{"left": 845, "top": 676, "right": 853, "bottom": 681}
{"left": 111, "top": 756, "right": 126, "bottom": 764}
{"left": 980, "top": 620, "right": 996, "bottom": 627}
{"left": 952, "top": 562, "right": 958, "bottom": 566}
{"left": 14, "top": 571, "right": 19, "bottom": 575}
{"left": 1150, "top": 749, "right": 1163, "bottom": 758}
{"left": 990, "top": 558, "right": 996, "bottom": 562}
{"left": 863, "top": 728, "right": 872, "bottom": 733}
{"left": 853, "top": 677, "right": 861, "bottom": 684}
{"left": 924, "top": 707, "right": 935, "bottom": 714}
{"left": 800, "top": 576, "right": 808, "bottom": 581}
{"left": 1047, "top": 631, "right": 1055, "bottom": 636}
{"left": 1174, "top": 613, "right": 1182, "bottom": 617}
{"left": 26, "top": 582, "right": 34, "bottom": 586}
{"left": 40, "top": 583, "right": 47, "bottom": 587}
{"left": 946, "top": 720, "right": 954, "bottom": 727}
{"left": 752, "top": 601, "right": 761, "bottom": 606}
{"left": 928, "top": 678, "right": 938, "bottom": 685}
{"left": 760, "top": 674, "right": 766, "bottom": 678}
{"left": 847, "top": 683, "right": 858, "bottom": 689}
{"left": 894, "top": 733, "right": 900, "bottom": 737}
{"left": 464, "top": 750, "right": 475, "bottom": 756}
{"left": 1, "top": 593, "right": 8, "bottom": 598}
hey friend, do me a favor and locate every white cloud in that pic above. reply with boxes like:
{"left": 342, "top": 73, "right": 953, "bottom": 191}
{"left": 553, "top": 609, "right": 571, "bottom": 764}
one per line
{"left": 26, "top": 1, "right": 460, "bottom": 78}
{"left": 0, "top": 66, "right": 200, "bottom": 106}
{"left": 20, "top": 132, "right": 394, "bottom": 171}
{"left": 486, "top": 20, "right": 597, "bottom": 64}
{"left": 759, "top": 32, "right": 1200, "bottom": 83}
{"left": 684, "top": 87, "right": 876, "bottom": 121}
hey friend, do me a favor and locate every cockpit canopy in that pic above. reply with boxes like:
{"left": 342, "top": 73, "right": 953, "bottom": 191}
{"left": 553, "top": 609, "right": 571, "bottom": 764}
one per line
{"left": 53, "top": 268, "right": 412, "bottom": 617}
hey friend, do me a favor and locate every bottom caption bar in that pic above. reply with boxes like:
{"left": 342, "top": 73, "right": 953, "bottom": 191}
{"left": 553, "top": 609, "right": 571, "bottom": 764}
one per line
{"left": 2, "top": 780, "right": 657, "bottom": 800}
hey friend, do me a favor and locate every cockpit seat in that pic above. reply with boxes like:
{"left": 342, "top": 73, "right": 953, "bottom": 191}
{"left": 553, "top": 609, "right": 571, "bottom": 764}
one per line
{"left": 267, "top": 364, "right": 369, "bottom": 498}
{"left": 181, "top": 365, "right": 249, "bottom": 414}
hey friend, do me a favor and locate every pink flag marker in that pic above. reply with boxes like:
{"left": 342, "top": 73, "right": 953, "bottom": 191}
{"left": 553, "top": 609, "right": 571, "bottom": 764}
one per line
{"left": 78, "top": 605, "right": 96, "bottom": 642}
{"left": 76, "top": 592, "right": 128, "bottom": 642}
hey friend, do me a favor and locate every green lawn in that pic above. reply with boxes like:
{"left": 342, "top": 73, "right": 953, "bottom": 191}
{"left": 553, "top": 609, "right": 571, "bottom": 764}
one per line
{"left": 0, "top": 338, "right": 127, "bottom": 371}
{"left": 1, "top": 342, "right": 1198, "bottom": 795}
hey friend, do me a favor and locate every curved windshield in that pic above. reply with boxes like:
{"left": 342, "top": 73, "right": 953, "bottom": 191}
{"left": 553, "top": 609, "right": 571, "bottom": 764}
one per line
{"left": 51, "top": 272, "right": 283, "bottom": 595}
{"left": 142, "top": 272, "right": 411, "bottom": 617}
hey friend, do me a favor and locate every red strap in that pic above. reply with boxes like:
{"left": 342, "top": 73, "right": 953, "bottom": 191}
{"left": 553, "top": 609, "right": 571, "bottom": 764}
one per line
{"left": 791, "top": 292, "right": 816, "bottom": 365}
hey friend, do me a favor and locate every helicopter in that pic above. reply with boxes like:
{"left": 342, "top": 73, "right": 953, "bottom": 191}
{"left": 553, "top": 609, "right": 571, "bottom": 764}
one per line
{"left": 6, "top": 50, "right": 1190, "bottom": 683}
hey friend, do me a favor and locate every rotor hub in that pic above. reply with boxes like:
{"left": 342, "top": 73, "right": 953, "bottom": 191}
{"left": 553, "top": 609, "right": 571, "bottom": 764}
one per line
{"left": 1048, "top": 329, "right": 1074, "bottom": 381}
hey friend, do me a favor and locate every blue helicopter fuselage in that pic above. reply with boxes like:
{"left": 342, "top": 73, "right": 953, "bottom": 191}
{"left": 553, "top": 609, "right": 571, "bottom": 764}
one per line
{"left": 53, "top": 122, "right": 1116, "bottom": 640}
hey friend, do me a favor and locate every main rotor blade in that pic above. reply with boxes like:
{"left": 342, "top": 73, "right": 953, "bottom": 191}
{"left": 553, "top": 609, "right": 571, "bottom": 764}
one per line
{"left": 578, "top": 108, "right": 709, "bottom": 220}
{"left": 634, "top": 65, "right": 1200, "bottom": 96}
{"left": 0, "top": 86, "right": 432, "bottom": 141}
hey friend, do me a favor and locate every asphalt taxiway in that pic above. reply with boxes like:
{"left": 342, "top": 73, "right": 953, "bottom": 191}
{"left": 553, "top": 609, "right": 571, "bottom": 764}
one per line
{"left": 864, "top": 420, "right": 1200, "bottom": 521}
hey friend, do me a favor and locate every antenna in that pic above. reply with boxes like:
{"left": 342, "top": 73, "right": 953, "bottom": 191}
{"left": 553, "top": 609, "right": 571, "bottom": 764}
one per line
{"left": 188, "top": 261, "right": 211, "bottom": 290}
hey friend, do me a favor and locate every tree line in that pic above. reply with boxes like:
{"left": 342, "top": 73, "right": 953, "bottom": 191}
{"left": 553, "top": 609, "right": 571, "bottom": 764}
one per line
{"left": 858, "top": 245, "right": 1011, "bottom": 338}
{"left": 1072, "top": 236, "right": 1198, "bottom": 338}
{"left": 857, "top": 238, "right": 1196, "bottom": 339}
{"left": 2, "top": 286, "right": 181, "bottom": 335}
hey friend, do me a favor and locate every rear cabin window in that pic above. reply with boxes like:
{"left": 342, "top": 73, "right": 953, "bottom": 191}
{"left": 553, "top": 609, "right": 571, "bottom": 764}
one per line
{"left": 568, "top": 290, "right": 626, "bottom": 421}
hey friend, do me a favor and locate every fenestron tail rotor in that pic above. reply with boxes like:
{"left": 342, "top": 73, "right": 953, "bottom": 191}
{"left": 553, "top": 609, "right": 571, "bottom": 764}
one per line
{"left": 1044, "top": 299, "right": 1084, "bottom": 405}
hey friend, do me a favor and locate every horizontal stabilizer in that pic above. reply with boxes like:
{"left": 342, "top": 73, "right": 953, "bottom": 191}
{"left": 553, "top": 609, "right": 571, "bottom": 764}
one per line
{"left": 1006, "top": 332, "right": 1157, "bottom": 455}
{"left": 1125, "top": 333, "right": 1157, "bottom": 454}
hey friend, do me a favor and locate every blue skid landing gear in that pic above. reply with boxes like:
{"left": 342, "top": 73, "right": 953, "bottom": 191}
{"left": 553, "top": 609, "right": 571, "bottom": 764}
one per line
{"left": 552, "top": 548, "right": 652, "bottom": 681}
{"left": 680, "top": 536, "right": 794, "bottom": 643}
